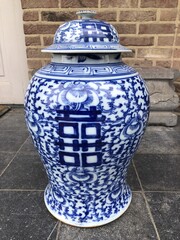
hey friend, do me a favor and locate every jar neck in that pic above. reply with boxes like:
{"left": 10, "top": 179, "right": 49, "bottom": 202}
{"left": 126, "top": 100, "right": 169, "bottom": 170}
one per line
{"left": 51, "top": 53, "right": 121, "bottom": 64}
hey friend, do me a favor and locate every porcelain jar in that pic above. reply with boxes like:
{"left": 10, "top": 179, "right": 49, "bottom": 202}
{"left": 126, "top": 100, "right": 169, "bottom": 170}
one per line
{"left": 25, "top": 11, "right": 150, "bottom": 227}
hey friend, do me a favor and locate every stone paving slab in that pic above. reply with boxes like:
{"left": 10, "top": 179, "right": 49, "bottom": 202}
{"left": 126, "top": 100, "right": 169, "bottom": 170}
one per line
{"left": 56, "top": 193, "right": 158, "bottom": 240}
{"left": 0, "top": 153, "right": 47, "bottom": 190}
{"left": 19, "top": 136, "right": 39, "bottom": 155}
{"left": 0, "top": 131, "right": 29, "bottom": 152}
{"left": 0, "top": 152, "right": 16, "bottom": 175}
{"left": 0, "top": 105, "right": 11, "bottom": 117}
{"left": 145, "top": 192, "right": 180, "bottom": 240}
{"left": 137, "top": 128, "right": 180, "bottom": 154}
{"left": 0, "top": 191, "right": 57, "bottom": 240}
{"left": 134, "top": 154, "right": 180, "bottom": 191}
{"left": 0, "top": 111, "right": 27, "bottom": 131}
{"left": 0, "top": 108, "right": 179, "bottom": 240}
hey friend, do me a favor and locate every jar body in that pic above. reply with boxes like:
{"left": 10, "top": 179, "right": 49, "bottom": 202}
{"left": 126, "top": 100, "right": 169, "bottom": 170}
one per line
{"left": 25, "top": 57, "right": 149, "bottom": 227}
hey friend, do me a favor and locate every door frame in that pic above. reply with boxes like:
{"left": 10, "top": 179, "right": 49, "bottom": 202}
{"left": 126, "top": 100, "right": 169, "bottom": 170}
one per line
{"left": 0, "top": 0, "right": 29, "bottom": 104}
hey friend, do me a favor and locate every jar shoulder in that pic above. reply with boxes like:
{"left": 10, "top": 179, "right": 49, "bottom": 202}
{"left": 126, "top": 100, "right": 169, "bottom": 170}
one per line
{"left": 34, "top": 61, "right": 139, "bottom": 80}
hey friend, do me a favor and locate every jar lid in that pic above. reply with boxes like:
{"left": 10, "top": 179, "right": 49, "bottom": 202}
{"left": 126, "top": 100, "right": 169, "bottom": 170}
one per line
{"left": 42, "top": 10, "right": 131, "bottom": 53}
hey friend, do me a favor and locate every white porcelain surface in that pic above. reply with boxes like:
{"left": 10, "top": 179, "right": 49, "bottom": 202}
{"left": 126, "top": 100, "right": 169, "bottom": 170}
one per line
{"left": 25, "top": 11, "right": 149, "bottom": 227}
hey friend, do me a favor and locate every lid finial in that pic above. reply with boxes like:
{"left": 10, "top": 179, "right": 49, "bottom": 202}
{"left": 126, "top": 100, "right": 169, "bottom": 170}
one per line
{"left": 76, "top": 10, "right": 96, "bottom": 19}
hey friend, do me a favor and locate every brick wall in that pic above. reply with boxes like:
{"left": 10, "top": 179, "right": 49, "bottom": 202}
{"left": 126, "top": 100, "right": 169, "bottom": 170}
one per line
{"left": 21, "top": 0, "right": 180, "bottom": 76}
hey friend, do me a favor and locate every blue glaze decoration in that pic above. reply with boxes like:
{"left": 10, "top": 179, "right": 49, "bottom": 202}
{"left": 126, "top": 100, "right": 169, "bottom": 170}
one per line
{"left": 42, "top": 18, "right": 131, "bottom": 52}
{"left": 25, "top": 60, "right": 149, "bottom": 227}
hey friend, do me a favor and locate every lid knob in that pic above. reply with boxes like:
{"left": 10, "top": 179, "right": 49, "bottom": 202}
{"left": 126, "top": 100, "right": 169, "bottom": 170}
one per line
{"left": 76, "top": 10, "right": 96, "bottom": 19}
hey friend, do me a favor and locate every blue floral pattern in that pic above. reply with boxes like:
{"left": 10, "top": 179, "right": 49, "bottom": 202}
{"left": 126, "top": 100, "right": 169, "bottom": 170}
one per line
{"left": 25, "top": 61, "right": 149, "bottom": 227}
{"left": 57, "top": 82, "right": 99, "bottom": 109}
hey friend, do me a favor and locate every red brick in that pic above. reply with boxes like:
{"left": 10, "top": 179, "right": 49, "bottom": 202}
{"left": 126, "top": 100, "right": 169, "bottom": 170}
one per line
{"left": 101, "top": 0, "right": 138, "bottom": 8}
{"left": 96, "top": 11, "right": 117, "bottom": 22}
{"left": 173, "top": 61, "right": 180, "bottom": 70}
{"left": 160, "top": 9, "right": 177, "bottom": 21}
{"left": 41, "top": 11, "right": 77, "bottom": 22}
{"left": 121, "top": 36, "right": 154, "bottom": 46}
{"left": 178, "top": 24, "right": 180, "bottom": 33}
{"left": 61, "top": 0, "right": 98, "bottom": 8}
{"left": 28, "top": 60, "right": 42, "bottom": 69}
{"left": 137, "top": 48, "right": 172, "bottom": 58}
{"left": 24, "top": 24, "right": 59, "bottom": 34}
{"left": 123, "top": 59, "right": 153, "bottom": 67}
{"left": 25, "top": 36, "right": 41, "bottom": 46}
{"left": 113, "top": 23, "right": 136, "bottom": 34}
{"left": 42, "top": 59, "right": 51, "bottom": 65}
{"left": 43, "top": 36, "right": 54, "bottom": 46}
{"left": 23, "top": 11, "right": 39, "bottom": 21}
{"left": 175, "top": 36, "right": 180, "bottom": 46}
{"left": 28, "top": 70, "right": 35, "bottom": 78}
{"left": 156, "top": 60, "right": 171, "bottom": 68}
{"left": 140, "top": 0, "right": 178, "bottom": 8}
{"left": 173, "top": 48, "right": 180, "bottom": 58}
{"left": 121, "top": 49, "right": 135, "bottom": 58}
{"left": 139, "top": 24, "right": 175, "bottom": 34}
{"left": 119, "top": 11, "right": 156, "bottom": 22}
{"left": 158, "top": 36, "right": 174, "bottom": 46}
{"left": 26, "top": 48, "right": 49, "bottom": 58}
{"left": 21, "top": 0, "right": 58, "bottom": 9}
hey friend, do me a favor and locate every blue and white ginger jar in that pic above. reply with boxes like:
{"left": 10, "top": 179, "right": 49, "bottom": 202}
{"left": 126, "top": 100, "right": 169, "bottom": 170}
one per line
{"left": 25, "top": 10, "right": 150, "bottom": 227}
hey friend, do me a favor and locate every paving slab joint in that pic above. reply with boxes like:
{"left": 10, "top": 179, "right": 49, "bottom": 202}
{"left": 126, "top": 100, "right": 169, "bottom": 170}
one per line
{"left": 132, "top": 160, "right": 161, "bottom": 240}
